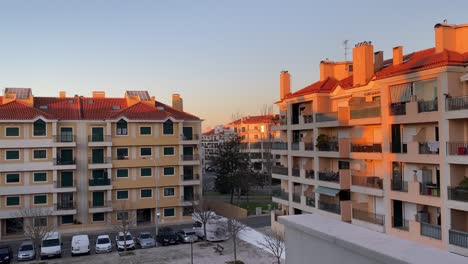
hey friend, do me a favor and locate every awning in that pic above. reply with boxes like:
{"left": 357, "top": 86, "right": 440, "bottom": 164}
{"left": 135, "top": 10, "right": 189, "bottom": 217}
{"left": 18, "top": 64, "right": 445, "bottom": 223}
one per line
{"left": 315, "top": 186, "right": 340, "bottom": 197}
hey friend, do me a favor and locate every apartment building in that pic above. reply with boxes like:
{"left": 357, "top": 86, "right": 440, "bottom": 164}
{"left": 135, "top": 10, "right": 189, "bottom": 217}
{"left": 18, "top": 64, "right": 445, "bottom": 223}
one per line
{"left": 271, "top": 23, "right": 468, "bottom": 256}
{"left": 201, "top": 125, "right": 235, "bottom": 170}
{"left": 227, "top": 115, "right": 279, "bottom": 172}
{"left": 0, "top": 89, "right": 202, "bottom": 239}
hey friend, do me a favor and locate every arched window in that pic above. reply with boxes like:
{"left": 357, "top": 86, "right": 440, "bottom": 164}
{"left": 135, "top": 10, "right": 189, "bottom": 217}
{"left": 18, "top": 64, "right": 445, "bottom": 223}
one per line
{"left": 116, "top": 119, "right": 128, "bottom": 135}
{"left": 33, "top": 119, "right": 46, "bottom": 136}
{"left": 163, "top": 120, "right": 173, "bottom": 135}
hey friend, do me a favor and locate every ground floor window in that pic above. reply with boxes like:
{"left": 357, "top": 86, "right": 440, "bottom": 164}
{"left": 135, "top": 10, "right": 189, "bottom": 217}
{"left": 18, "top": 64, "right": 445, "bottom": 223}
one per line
{"left": 61, "top": 215, "right": 74, "bottom": 225}
{"left": 92, "top": 213, "right": 105, "bottom": 222}
{"left": 164, "top": 208, "right": 175, "bottom": 217}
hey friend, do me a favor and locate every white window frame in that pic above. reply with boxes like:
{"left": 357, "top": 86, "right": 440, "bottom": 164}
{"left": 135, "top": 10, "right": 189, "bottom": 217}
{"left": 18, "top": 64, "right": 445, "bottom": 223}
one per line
{"left": 140, "top": 167, "right": 152, "bottom": 177}
{"left": 5, "top": 126, "right": 20, "bottom": 137}
{"left": 139, "top": 126, "right": 152, "bottom": 136}
{"left": 5, "top": 196, "right": 21, "bottom": 207}
{"left": 140, "top": 189, "right": 153, "bottom": 199}
{"left": 5, "top": 149, "right": 20, "bottom": 160}
{"left": 163, "top": 167, "right": 175, "bottom": 176}
{"left": 33, "top": 172, "right": 48, "bottom": 183}
{"left": 163, "top": 187, "right": 175, "bottom": 197}
{"left": 32, "top": 149, "right": 48, "bottom": 160}
{"left": 32, "top": 120, "right": 47, "bottom": 137}
{"left": 116, "top": 147, "right": 129, "bottom": 159}
{"left": 33, "top": 194, "right": 48, "bottom": 205}
{"left": 163, "top": 147, "right": 175, "bottom": 156}
{"left": 5, "top": 173, "right": 21, "bottom": 184}
{"left": 116, "top": 190, "right": 129, "bottom": 200}
{"left": 92, "top": 213, "right": 106, "bottom": 223}
{"left": 139, "top": 147, "right": 152, "bottom": 157}
{"left": 163, "top": 207, "right": 176, "bottom": 218}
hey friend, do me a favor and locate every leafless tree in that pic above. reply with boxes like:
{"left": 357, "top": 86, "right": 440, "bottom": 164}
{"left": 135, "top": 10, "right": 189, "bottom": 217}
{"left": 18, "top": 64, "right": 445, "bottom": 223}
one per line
{"left": 111, "top": 202, "right": 137, "bottom": 254}
{"left": 14, "top": 208, "right": 56, "bottom": 263}
{"left": 223, "top": 218, "right": 247, "bottom": 263}
{"left": 192, "top": 198, "right": 216, "bottom": 241}
{"left": 257, "top": 230, "right": 285, "bottom": 264}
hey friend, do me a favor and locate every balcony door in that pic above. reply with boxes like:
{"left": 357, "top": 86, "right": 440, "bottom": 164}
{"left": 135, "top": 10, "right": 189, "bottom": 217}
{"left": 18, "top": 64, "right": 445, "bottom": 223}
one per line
{"left": 183, "top": 147, "right": 193, "bottom": 156}
{"left": 393, "top": 200, "right": 403, "bottom": 227}
{"left": 60, "top": 171, "right": 74, "bottom": 187}
{"left": 391, "top": 124, "right": 401, "bottom": 153}
{"left": 183, "top": 166, "right": 194, "bottom": 180}
{"left": 60, "top": 193, "right": 73, "bottom": 209}
{"left": 183, "top": 127, "right": 193, "bottom": 140}
{"left": 92, "top": 148, "right": 104, "bottom": 163}
{"left": 92, "top": 192, "right": 105, "bottom": 207}
{"left": 60, "top": 127, "right": 73, "bottom": 142}
{"left": 60, "top": 149, "right": 73, "bottom": 164}
{"left": 92, "top": 127, "right": 104, "bottom": 142}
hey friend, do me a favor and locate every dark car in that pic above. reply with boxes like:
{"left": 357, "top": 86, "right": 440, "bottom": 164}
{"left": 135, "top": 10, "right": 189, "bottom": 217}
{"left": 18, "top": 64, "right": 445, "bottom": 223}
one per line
{"left": 0, "top": 246, "right": 13, "bottom": 264}
{"left": 156, "top": 227, "right": 179, "bottom": 246}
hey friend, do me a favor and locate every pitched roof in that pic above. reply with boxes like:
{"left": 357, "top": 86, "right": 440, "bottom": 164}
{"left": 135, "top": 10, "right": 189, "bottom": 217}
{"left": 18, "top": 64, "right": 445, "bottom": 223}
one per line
{"left": 81, "top": 97, "right": 127, "bottom": 120}
{"left": 229, "top": 114, "right": 278, "bottom": 125}
{"left": 0, "top": 101, "right": 53, "bottom": 120}
{"left": 34, "top": 97, "right": 82, "bottom": 120}
{"left": 284, "top": 77, "right": 339, "bottom": 99}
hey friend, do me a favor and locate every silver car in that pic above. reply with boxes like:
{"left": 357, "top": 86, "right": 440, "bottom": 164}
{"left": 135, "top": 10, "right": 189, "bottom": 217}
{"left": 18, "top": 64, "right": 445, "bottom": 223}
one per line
{"left": 17, "top": 241, "right": 35, "bottom": 261}
{"left": 177, "top": 229, "right": 198, "bottom": 243}
{"left": 136, "top": 232, "right": 155, "bottom": 248}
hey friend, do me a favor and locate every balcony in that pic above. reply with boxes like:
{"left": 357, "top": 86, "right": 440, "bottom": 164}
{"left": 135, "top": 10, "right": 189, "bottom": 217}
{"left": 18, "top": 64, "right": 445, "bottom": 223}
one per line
{"left": 53, "top": 134, "right": 76, "bottom": 143}
{"left": 318, "top": 171, "right": 339, "bottom": 183}
{"left": 318, "top": 200, "right": 340, "bottom": 214}
{"left": 350, "top": 106, "right": 381, "bottom": 119}
{"left": 351, "top": 176, "right": 383, "bottom": 189}
{"left": 304, "top": 143, "right": 314, "bottom": 151}
{"left": 446, "top": 142, "right": 468, "bottom": 156}
{"left": 88, "top": 134, "right": 112, "bottom": 143}
{"left": 54, "top": 180, "right": 76, "bottom": 189}
{"left": 182, "top": 174, "right": 200, "bottom": 181}
{"left": 250, "top": 143, "right": 262, "bottom": 150}
{"left": 272, "top": 166, "right": 288, "bottom": 176}
{"left": 88, "top": 157, "right": 112, "bottom": 164}
{"left": 305, "top": 197, "right": 315, "bottom": 207}
{"left": 303, "top": 114, "right": 314, "bottom": 124}
{"left": 392, "top": 218, "right": 410, "bottom": 231}
{"left": 446, "top": 95, "right": 468, "bottom": 111}
{"left": 272, "top": 190, "right": 289, "bottom": 201}
{"left": 291, "top": 142, "right": 299, "bottom": 151}
{"left": 272, "top": 142, "right": 288, "bottom": 151}
{"left": 417, "top": 99, "right": 438, "bottom": 113}
{"left": 419, "top": 183, "right": 440, "bottom": 197}
{"left": 53, "top": 158, "right": 76, "bottom": 165}
{"left": 391, "top": 179, "right": 408, "bottom": 192}
{"left": 55, "top": 201, "right": 76, "bottom": 211}
{"left": 352, "top": 209, "right": 384, "bottom": 226}
{"left": 181, "top": 154, "right": 200, "bottom": 161}
{"left": 418, "top": 142, "right": 440, "bottom": 155}
{"left": 292, "top": 168, "right": 300, "bottom": 177}
{"left": 389, "top": 103, "right": 406, "bottom": 116}
{"left": 89, "top": 200, "right": 113, "bottom": 213}
{"left": 448, "top": 187, "right": 468, "bottom": 202}
{"left": 350, "top": 142, "right": 382, "bottom": 153}
{"left": 292, "top": 193, "right": 301, "bottom": 203}
{"left": 89, "top": 177, "right": 111, "bottom": 186}
{"left": 181, "top": 134, "right": 200, "bottom": 141}
{"left": 315, "top": 112, "right": 338, "bottom": 122}
{"left": 316, "top": 140, "right": 339, "bottom": 152}
{"left": 305, "top": 170, "right": 315, "bottom": 180}
{"left": 420, "top": 222, "right": 442, "bottom": 240}
{"left": 449, "top": 229, "right": 468, "bottom": 249}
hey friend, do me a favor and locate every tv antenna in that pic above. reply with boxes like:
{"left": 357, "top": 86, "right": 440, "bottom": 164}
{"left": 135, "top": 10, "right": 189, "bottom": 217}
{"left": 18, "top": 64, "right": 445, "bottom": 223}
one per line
{"left": 343, "top": 40, "right": 350, "bottom": 61}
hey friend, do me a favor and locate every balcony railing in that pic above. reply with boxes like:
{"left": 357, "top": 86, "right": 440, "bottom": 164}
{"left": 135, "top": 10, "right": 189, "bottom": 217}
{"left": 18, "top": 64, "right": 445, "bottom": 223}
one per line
{"left": 350, "top": 106, "right": 381, "bottom": 119}
{"left": 272, "top": 166, "right": 288, "bottom": 175}
{"left": 53, "top": 134, "right": 76, "bottom": 143}
{"left": 303, "top": 114, "right": 314, "bottom": 124}
{"left": 351, "top": 143, "right": 382, "bottom": 153}
{"left": 182, "top": 194, "right": 200, "bottom": 202}
{"left": 88, "top": 135, "right": 111, "bottom": 142}
{"left": 89, "top": 200, "right": 112, "bottom": 208}
{"left": 420, "top": 222, "right": 441, "bottom": 240}
{"left": 88, "top": 157, "right": 112, "bottom": 164}
{"left": 449, "top": 229, "right": 468, "bottom": 249}
{"left": 305, "top": 197, "right": 315, "bottom": 207}
{"left": 352, "top": 209, "right": 384, "bottom": 226}
{"left": 305, "top": 170, "right": 315, "bottom": 179}
{"left": 272, "top": 142, "right": 288, "bottom": 150}
{"left": 292, "top": 168, "right": 300, "bottom": 177}
{"left": 446, "top": 95, "right": 468, "bottom": 111}
{"left": 351, "top": 176, "right": 383, "bottom": 189}
{"left": 446, "top": 142, "right": 468, "bottom": 156}
{"left": 250, "top": 143, "right": 262, "bottom": 149}
{"left": 389, "top": 103, "right": 406, "bottom": 116}
{"left": 55, "top": 201, "right": 76, "bottom": 210}
{"left": 391, "top": 179, "right": 408, "bottom": 192}
{"left": 89, "top": 177, "right": 111, "bottom": 186}
{"left": 53, "top": 158, "right": 76, "bottom": 165}
{"left": 418, "top": 142, "right": 440, "bottom": 154}
{"left": 317, "top": 141, "right": 339, "bottom": 151}
{"left": 182, "top": 174, "right": 200, "bottom": 181}
{"left": 181, "top": 134, "right": 200, "bottom": 141}
{"left": 292, "top": 193, "right": 301, "bottom": 203}
{"left": 392, "top": 218, "right": 410, "bottom": 231}
{"left": 291, "top": 142, "right": 299, "bottom": 151}
{"left": 315, "top": 112, "right": 338, "bottom": 122}
{"left": 272, "top": 190, "right": 289, "bottom": 201}
{"left": 305, "top": 143, "right": 314, "bottom": 151}
{"left": 447, "top": 187, "right": 468, "bottom": 202}
{"left": 318, "top": 200, "right": 340, "bottom": 214}
{"left": 318, "top": 171, "right": 339, "bottom": 183}
{"left": 419, "top": 183, "right": 440, "bottom": 197}
{"left": 181, "top": 154, "right": 200, "bottom": 161}
{"left": 54, "top": 180, "right": 76, "bottom": 188}
{"left": 417, "top": 99, "right": 438, "bottom": 112}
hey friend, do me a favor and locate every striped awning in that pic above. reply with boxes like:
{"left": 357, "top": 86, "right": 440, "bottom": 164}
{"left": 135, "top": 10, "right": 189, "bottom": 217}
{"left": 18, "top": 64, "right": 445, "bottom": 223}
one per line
{"left": 315, "top": 186, "right": 340, "bottom": 197}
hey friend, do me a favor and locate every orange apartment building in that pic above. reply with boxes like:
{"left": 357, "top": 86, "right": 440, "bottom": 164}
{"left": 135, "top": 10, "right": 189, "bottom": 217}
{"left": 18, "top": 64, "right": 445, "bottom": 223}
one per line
{"left": 271, "top": 23, "right": 468, "bottom": 256}
{"left": 0, "top": 89, "right": 202, "bottom": 239}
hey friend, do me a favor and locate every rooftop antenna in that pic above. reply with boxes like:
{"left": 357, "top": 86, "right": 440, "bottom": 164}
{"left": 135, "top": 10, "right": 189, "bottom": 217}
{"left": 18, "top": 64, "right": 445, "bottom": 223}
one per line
{"left": 443, "top": 19, "right": 448, "bottom": 24}
{"left": 343, "top": 40, "right": 350, "bottom": 61}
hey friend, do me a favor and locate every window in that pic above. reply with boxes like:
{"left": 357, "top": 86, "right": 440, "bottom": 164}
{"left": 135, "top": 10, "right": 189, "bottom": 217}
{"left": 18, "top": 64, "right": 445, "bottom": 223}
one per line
{"left": 5, "top": 127, "right": 19, "bottom": 137}
{"left": 116, "top": 190, "right": 128, "bottom": 200}
{"left": 163, "top": 167, "right": 175, "bottom": 176}
{"left": 348, "top": 65, "right": 353, "bottom": 71}
{"left": 164, "top": 208, "right": 175, "bottom": 217}
{"left": 140, "top": 189, "right": 152, "bottom": 198}
{"left": 6, "top": 173, "right": 20, "bottom": 183}
{"left": 241, "top": 135, "right": 246, "bottom": 140}
{"left": 117, "top": 211, "right": 128, "bottom": 221}
{"left": 140, "top": 168, "right": 152, "bottom": 177}
{"left": 34, "top": 217, "right": 47, "bottom": 227}
{"left": 163, "top": 187, "right": 175, "bottom": 197}
{"left": 163, "top": 120, "right": 173, "bottom": 135}
{"left": 140, "top": 147, "right": 152, "bottom": 156}
{"left": 61, "top": 215, "right": 74, "bottom": 225}
{"left": 116, "top": 169, "right": 129, "bottom": 178}
{"left": 33, "top": 149, "right": 47, "bottom": 159}
{"left": 163, "top": 147, "right": 174, "bottom": 156}
{"left": 33, "top": 120, "right": 47, "bottom": 136}
{"left": 33, "top": 172, "right": 47, "bottom": 182}
{"left": 92, "top": 213, "right": 105, "bottom": 222}
{"left": 6, "top": 196, "right": 20, "bottom": 206}
{"left": 116, "top": 119, "right": 128, "bottom": 135}
{"left": 241, "top": 127, "right": 246, "bottom": 132}
{"left": 5, "top": 150, "right": 20, "bottom": 160}
{"left": 140, "top": 126, "right": 151, "bottom": 135}
{"left": 34, "top": 195, "right": 47, "bottom": 205}
{"left": 338, "top": 161, "right": 350, "bottom": 170}
{"left": 116, "top": 148, "right": 128, "bottom": 159}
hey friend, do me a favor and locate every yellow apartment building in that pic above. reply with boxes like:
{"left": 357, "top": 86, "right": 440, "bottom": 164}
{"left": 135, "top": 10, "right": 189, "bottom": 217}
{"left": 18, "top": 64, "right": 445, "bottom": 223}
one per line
{"left": 0, "top": 89, "right": 202, "bottom": 239}
{"left": 271, "top": 23, "right": 468, "bottom": 256}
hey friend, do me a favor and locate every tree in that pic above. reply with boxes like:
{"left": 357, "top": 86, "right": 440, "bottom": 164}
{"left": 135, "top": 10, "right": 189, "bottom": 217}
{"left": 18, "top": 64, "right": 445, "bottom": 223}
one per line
{"left": 191, "top": 198, "right": 215, "bottom": 241}
{"left": 111, "top": 202, "right": 137, "bottom": 254}
{"left": 14, "top": 208, "right": 55, "bottom": 263}
{"left": 223, "top": 218, "right": 247, "bottom": 263}
{"left": 257, "top": 230, "right": 285, "bottom": 264}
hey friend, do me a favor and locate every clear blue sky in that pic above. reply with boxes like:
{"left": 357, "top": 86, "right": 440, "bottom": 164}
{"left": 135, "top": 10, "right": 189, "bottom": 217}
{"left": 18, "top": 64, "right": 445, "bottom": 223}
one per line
{"left": 1, "top": 0, "right": 467, "bottom": 129}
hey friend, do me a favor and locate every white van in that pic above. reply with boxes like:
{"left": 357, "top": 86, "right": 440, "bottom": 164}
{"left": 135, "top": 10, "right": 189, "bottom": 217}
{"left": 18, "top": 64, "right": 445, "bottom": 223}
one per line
{"left": 71, "top": 235, "right": 90, "bottom": 256}
{"left": 192, "top": 212, "right": 229, "bottom": 242}
{"left": 40, "top": 232, "right": 62, "bottom": 260}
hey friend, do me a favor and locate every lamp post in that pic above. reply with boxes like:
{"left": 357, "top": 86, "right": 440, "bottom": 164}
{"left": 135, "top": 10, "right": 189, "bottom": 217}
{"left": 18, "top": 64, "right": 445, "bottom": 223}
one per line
{"left": 189, "top": 236, "right": 196, "bottom": 264}
{"left": 155, "top": 211, "right": 160, "bottom": 236}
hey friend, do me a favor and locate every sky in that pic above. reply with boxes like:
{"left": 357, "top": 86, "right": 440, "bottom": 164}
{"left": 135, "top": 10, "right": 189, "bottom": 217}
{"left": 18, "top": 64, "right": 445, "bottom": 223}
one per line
{"left": 1, "top": 0, "right": 467, "bottom": 130}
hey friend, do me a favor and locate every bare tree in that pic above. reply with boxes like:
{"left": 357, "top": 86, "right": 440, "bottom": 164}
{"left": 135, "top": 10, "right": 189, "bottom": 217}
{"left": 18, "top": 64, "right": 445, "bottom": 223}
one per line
{"left": 111, "top": 202, "right": 137, "bottom": 254}
{"left": 223, "top": 218, "right": 247, "bottom": 263}
{"left": 257, "top": 230, "right": 285, "bottom": 264}
{"left": 14, "top": 208, "right": 55, "bottom": 263}
{"left": 192, "top": 198, "right": 215, "bottom": 241}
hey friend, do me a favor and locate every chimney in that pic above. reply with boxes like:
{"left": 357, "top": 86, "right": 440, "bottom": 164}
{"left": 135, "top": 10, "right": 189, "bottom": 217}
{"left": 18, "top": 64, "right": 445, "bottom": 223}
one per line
{"left": 434, "top": 23, "right": 468, "bottom": 53}
{"left": 92, "top": 91, "right": 105, "bottom": 98}
{"left": 374, "top": 51, "right": 384, "bottom": 72}
{"left": 393, "top": 46, "right": 403, "bottom": 65}
{"left": 352, "top": 41, "right": 374, "bottom": 86}
{"left": 172, "top": 94, "right": 183, "bottom": 112}
{"left": 59, "top": 91, "right": 66, "bottom": 98}
{"left": 280, "top": 71, "right": 291, "bottom": 99}
{"left": 320, "top": 61, "right": 334, "bottom": 81}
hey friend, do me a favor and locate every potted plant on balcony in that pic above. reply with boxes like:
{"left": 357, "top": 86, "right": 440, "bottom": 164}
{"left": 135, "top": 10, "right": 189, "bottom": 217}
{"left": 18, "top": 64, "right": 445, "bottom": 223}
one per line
{"left": 316, "top": 134, "right": 330, "bottom": 151}
{"left": 459, "top": 177, "right": 468, "bottom": 189}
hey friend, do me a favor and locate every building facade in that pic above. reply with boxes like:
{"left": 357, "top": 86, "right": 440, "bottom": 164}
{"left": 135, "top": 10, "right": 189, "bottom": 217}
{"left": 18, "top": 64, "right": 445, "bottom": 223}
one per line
{"left": 0, "top": 89, "right": 202, "bottom": 239}
{"left": 271, "top": 23, "right": 468, "bottom": 256}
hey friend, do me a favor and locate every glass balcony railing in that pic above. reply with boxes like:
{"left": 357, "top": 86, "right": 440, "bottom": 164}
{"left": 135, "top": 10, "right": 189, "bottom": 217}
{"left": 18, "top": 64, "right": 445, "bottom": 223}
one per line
{"left": 315, "top": 112, "right": 338, "bottom": 122}
{"left": 419, "top": 183, "right": 440, "bottom": 197}
{"left": 418, "top": 142, "right": 439, "bottom": 154}
{"left": 88, "top": 135, "right": 111, "bottom": 142}
{"left": 53, "top": 134, "right": 76, "bottom": 143}
{"left": 447, "top": 187, "right": 468, "bottom": 202}
{"left": 181, "top": 134, "right": 200, "bottom": 141}
{"left": 352, "top": 209, "right": 384, "bottom": 226}
{"left": 292, "top": 193, "right": 301, "bottom": 203}
{"left": 55, "top": 201, "right": 76, "bottom": 210}
{"left": 181, "top": 154, "right": 200, "bottom": 161}
{"left": 350, "top": 106, "right": 381, "bottom": 119}
{"left": 446, "top": 95, "right": 468, "bottom": 111}
{"left": 351, "top": 176, "right": 383, "bottom": 189}
{"left": 182, "top": 174, "right": 200, "bottom": 181}
{"left": 54, "top": 158, "right": 76, "bottom": 165}
{"left": 272, "top": 190, "right": 289, "bottom": 201}
{"left": 318, "top": 200, "right": 340, "bottom": 214}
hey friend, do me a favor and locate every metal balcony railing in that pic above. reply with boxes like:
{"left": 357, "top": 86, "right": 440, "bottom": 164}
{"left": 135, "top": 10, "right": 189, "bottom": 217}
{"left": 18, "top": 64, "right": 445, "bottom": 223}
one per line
{"left": 446, "top": 95, "right": 468, "bottom": 111}
{"left": 389, "top": 103, "right": 406, "bottom": 116}
{"left": 351, "top": 176, "right": 383, "bottom": 189}
{"left": 318, "top": 171, "right": 340, "bottom": 183}
{"left": 449, "top": 229, "right": 468, "bottom": 249}
{"left": 420, "top": 222, "right": 441, "bottom": 240}
{"left": 305, "top": 197, "right": 315, "bottom": 207}
{"left": 272, "top": 166, "right": 288, "bottom": 175}
{"left": 419, "top": 183, "right": 440, "bottom": 197}
{"left": 272, "top": 190, "right": 289, "bottom": 200}
{"left": 447, "top": 187, "right": 468, "bottom": 202}
{"left": 272, "top": 142, "right": 288, "bottom": 150}
{"left": 352, "top": 209, "right": 384, "bottom": 226}
{"left": 350, "top": 106, "right": 381, "bottom": 119}
{"left": 292, "top": 168, "right": 300, "bottom": 177}
{"left": 182, "top": 174, "right": 200, "bottom": 181}
{"left": 418, "top": 142, "right": 440, "bottom": 154}
{"left": 182, "top": 194, "right": 200, "bottom": 202}
{"left": 291, "top": 142, "right": 299, "bottom": 150}
{"left": 305, "top": 170, "right": 315, "bottom": 179}
{"left": 88, "top": 157, "right": 112, "bottom": 164}
{"left": 315, "top": 112, "right": 338, "bottom": 122}
{"left": 446, "top": 142, "right": 468, "bottom": 156}
{"left": 89, "top": 200, "right": 112, "bottom": 208}
{"left": 417, "top": 99, "right": 438, "bottom": 112}
{"left": 392, "top": 217, "right": 410, "bottom": 231}
{"left": 55, "top": 201, "right": 76, "bottom": 210}
{"left": 181, "top": 134, "right": 200, "bottom": 141}
{"left": 53, "top": 158, "right": 76, "bottom": 165}
{"left": 89, "top": 177, "right": 111, "bottom": 186}
{"left": 318, "top": 200, "right": 340, "bottom": 214}
{"left": 53, "top": 134, "right": 76, "bottom": 143}
{"left": 351, "top": 143, "right": 382, "bottom": 153}
{"left": 181, "top": 154, "right": 200, "bottom": 161}
{"left": 54, "top": 180, "right": 76, "bottom": 188}
{"left": 391, "top": 179, "right": 408, "bottom": 192}
{"left": 88, "top": 135, "right": 112, "bottom": 142}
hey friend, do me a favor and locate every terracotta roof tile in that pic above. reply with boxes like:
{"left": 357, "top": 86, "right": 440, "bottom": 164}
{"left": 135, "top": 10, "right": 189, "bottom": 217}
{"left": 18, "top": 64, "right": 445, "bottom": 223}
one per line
{"left": 34, "top": 97, "right": 81, "bottom": 120}
{"left": 81, "top": 97, "right": 127, "bottom": 120}
{"left": 229, "top": 114, "right": 278, "bottom": 125}
{"left": 0, "top": 101, "right": 53, "bottom": 120}
{"left": 284, "top": 77, "right": 339, "bottom": 99}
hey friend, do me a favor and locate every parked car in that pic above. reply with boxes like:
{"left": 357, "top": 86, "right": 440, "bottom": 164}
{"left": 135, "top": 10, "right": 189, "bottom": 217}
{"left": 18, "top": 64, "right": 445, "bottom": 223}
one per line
{"left": 115, "top": 232, "right": 135, "bottom": 251}
{"left": 156, "top": 227, "right": 179, "bottom": 246}
{"left": 95, "top": 235, "right": 112, "bottom": 254}
{"left": 136, "top": 232, "right": 155, "bottom": 248}
{"left": 177, "top": 229, "right": 198, "bottom": 243}
{"left": 0, "top": 246, "right": 13, "bottom": 264}
{"left": 40, "top": 232, "right": 62, "bottom": 260}
{"left": 71, "top": 235, "right": 90, "bottom": 256}
{"left": 17, "top": 241, "right": 35, "bottom": 261}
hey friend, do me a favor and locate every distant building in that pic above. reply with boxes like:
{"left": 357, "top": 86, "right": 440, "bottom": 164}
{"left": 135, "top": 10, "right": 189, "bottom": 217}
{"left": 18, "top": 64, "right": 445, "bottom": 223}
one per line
{"left": 201, "top": 125, "right": 235, "bottom": 169}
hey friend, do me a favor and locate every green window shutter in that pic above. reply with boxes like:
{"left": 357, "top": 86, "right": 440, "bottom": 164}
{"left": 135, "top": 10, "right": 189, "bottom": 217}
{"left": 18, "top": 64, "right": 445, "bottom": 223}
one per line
{"left": 6, "top": 196, "right": 20, "bottom": 206}
{"left": 140, "top": 127, "right": 151, "bottom": 135}
{"left": 6, "top": 150, "right": 20, "bottom": 160}
{"left": 163, "top": 167, "right": 175, "bottom": 176}
{"left": 163, "top": 147, "right": 174, "bottom": 155}
{"left": 34, "top": 195, "right": 47, "bottom": 204}
{"left": 34, "top": 172, "right": 47, "bottom": 182}
{"left": 6, "top": 173, "right": 20, "bottom": 183}
{"left": 164, "top": 208, "right": 175, "bottom": 217}
{"left": 117, "top": 169, "right": 128, "bottom": 178}
{"left": 117, "top": 191, "right": 128, "bottom": 199}
{"left": 33, "top": 150, "right": 47, "bottom": 159}
{"left": 140, "top": 168, "right": 152, "bottom": 176}
{"left": 141, "top": 189, "right": 152, "bottom": 198}
{"left": 6, "top": 127, "right": 19, "bottom": 136}
{"left": 92, "top": 213, "right": 105, "bottom": 222}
